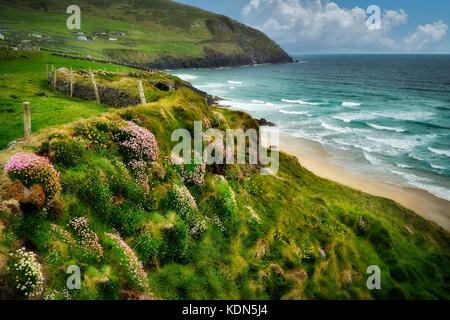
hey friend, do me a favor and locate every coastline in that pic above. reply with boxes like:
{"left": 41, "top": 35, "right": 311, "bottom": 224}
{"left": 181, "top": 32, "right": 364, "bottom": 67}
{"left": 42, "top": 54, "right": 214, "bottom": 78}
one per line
{"left": 261, "top": 129, "right": 450, "bottom": 231}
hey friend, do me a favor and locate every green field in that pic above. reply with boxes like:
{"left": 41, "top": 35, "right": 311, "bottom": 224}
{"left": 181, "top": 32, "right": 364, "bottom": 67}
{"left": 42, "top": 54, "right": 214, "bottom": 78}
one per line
{"left": 0, "top": 52, "right": 449, "bottom": 300}
{"left": 0, "top": 0, "right": 278, "bottom": 65}
{"left": 0, "top": 50, "right": 142, "bottom": 149}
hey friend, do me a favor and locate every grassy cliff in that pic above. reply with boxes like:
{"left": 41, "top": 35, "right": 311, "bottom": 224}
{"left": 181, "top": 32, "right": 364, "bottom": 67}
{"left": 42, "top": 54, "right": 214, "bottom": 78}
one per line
{"left": 0, "top": 0, "right": 292, "bottom": 68}
{"left": 0, "top": 51, "right": 449, "bottom": 300}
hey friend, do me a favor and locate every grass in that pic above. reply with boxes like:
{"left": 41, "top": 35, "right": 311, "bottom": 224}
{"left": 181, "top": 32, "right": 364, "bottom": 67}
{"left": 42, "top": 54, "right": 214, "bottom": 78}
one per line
{"left": 0, "top": 0, "right": 288, "bottom": 66}
{"left": 0, "top": 50, "right": 141, "bottom": 149}
{"left": 0, "top": 53, "right": 449, "bottom": 300}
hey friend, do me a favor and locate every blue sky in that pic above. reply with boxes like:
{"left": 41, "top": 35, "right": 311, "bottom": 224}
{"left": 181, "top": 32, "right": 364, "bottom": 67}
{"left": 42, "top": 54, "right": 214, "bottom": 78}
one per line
{"left": 176, "top": 0, "right": 450, "bottom": 53}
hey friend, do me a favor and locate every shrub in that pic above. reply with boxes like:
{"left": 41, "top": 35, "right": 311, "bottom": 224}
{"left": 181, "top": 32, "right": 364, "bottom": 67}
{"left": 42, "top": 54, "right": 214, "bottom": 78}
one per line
{"left": 214, "top": 175, "right": 238, "bottom": 218}
{"left": 83, "top": 121, "right": 111, "bottom": 149}
{"left": 211, "top": 111, "right": 227, "bottom": 128}
{"left": 132, "top": 229, "right": 159, "bottom": 264}
{"left": 69, "top": 217, "right": 104, "bottom": 262}
{"left": 4, "top": 153, "right": 61, "bottom": 207}
{"left": 50, "top": 139, "right": 85, "bottom": 167}
{"left": 159, "top": 222, "right": 188, "bottom": 264}
{"left": 115, "top": 121, "right": 159, "bottom": 162}
{"left": 8, "top": 247, "right": 44, "bottom": 298}
{"left": 170, "top": 154, "right": 206, "bottom": 187}
{"left": 168, "top": 184, "right": 198, "bottom": 217}
{"left": 244, "top": 178, "right": 261, "bottom": 196}
{"left": 104, "top": 233, "right": 149, "bottom": 292}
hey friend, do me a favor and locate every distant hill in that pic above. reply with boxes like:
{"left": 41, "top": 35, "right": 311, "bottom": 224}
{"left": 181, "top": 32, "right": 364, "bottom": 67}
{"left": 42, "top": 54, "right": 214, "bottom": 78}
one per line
{"left": 0, "top": 0, "right": 293, "bottom": 69}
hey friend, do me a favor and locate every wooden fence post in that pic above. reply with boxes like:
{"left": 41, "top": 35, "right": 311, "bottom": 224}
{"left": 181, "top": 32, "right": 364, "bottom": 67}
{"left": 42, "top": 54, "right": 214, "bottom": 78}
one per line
{"left": 23, "top": 102, "right": 31, "bottom": 138}
{"left": 46, "top": 64, "right": 49, "bottom": 81}
{"left": 70, "top": 66, "right": 74, "bottom": 97}
{"left": 137, "top": 80, "right": 146, "bottom": 104}
{"left": 90, "top": 72, "right": 100, "bottom": 105}
{"left": 53, "top": 69, "right": 57, "bottom": 91}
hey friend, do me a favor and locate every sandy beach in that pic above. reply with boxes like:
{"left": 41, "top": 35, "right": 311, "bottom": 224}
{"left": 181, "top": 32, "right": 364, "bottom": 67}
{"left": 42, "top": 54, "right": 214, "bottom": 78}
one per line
{"left": 261, "top": 129, "right": 450, "bottom": 231}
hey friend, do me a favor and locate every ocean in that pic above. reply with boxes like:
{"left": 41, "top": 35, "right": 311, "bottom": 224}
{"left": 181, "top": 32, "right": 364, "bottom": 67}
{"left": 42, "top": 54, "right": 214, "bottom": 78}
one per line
{"left": 169, "top": 55, "right": 450, "bottom": 202}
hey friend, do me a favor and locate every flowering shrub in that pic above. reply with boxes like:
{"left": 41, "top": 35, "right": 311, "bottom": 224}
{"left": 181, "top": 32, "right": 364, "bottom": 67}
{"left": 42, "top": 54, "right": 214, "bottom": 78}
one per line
{"left": 170, "top": 154, "right": 206, "bottom": 187}
{"left": 69, "top": 217, "right": 104, "bottom": 262}
{"left": 50, "top": 139, "right": 85, "bottom": 167}
{"left": 211, "top": 111, "right": 227, "bottom": 128}
{"left": 128, "top": 160, "right": 149, "bottom": 188}
{"left": 168, "top": 184, "right": 198, "bottom": 217}
{"left": 115, "top": 121, "right": 159, "bottom": 162}
{"left": 244, "top": 178, "right": 261, "bottom": 196}
{"left": 8, "top": 247, "right": 44, "bottom": 298}
{"left": 83, "top": 121, "right": 110, "bottom": 149}
{"left": 4, "top": 153, "right": 61, "bottom": 207}
{"left": 202, "top": 115, "right": 211, "bottom": 129}
{"left": 214, "top": 175, "right": 238, "bottom": 217}
{"left": 104, "top": 233, "right": 149, "bottom": 292}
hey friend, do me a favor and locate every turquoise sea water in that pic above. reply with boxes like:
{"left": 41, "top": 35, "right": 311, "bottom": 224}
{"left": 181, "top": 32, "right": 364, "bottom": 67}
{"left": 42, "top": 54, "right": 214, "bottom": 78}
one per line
{"left": 169, "top": 55, "right": 450, "bottom": 202}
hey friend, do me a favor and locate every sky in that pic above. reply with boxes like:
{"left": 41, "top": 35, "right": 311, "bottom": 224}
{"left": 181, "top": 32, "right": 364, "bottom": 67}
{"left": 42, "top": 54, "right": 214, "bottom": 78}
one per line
{"left": 175, "top": 0, "right": 450, "bottom": 54}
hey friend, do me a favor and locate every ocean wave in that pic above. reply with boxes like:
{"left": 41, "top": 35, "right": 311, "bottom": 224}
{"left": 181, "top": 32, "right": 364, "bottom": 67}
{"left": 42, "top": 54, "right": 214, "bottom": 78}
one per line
{"left": 174, "top": 74, "right": 197, "bottom": 81}
{"left": 366, "top": 136, "right": 428, "bottom": 151}
{"left": 396, "top": 163, "right": 413, "bottom": 169}
{"left": 279, "top": 110, "right": 309, "bottom": 115}
{"left": 341, "top": 102, "right": 361, "bottom": 107}
{"left": 428, "top": 147, "right": 450, "bottom": 158}
{"left": 373, "top": 111, "right": 434, "bottom": 122}
{"left": 252, "top": 100, "right": 265, "bottom": 104}
{"left": 363, "top": 153, "right": 383, "bottom": 165}
{"left": 430, "top": 163, "right": 445, "bottom": 170}
{"left": 281, "top": 99, "right": 323, "bottom": 106}
{"left": 390, "top": 169, "right": 450, "bottom": 201}
{"left": 367, "top": 123, "right": 406, "bottom": 133}
{"left": 332, "top": 112, "right": 375, "bottom": 123}
{"left": 228, "top": 81, "right": 243, "bottom": 85}
{"left": 321, "top": 122, "right": 355, "bottom": 134}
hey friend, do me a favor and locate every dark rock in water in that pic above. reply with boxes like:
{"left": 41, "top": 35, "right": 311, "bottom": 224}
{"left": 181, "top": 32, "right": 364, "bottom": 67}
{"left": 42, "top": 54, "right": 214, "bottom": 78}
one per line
{"left": 257, "top": 118, "right": 276, "bottom": 127}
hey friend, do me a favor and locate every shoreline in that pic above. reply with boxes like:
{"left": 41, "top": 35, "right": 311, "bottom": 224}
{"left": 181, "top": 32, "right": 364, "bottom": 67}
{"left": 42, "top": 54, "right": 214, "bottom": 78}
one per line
{"left": 261, "top": 129, "right": 450, "bottom": 231}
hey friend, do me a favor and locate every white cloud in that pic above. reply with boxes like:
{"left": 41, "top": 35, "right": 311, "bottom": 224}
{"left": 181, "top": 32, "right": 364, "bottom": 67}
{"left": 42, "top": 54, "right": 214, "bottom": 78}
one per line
{"left": 403, "top": 21, "right": 448, "bottom": 50}
{"left": 241, "top": 0, "right": 447, "bottom": 52}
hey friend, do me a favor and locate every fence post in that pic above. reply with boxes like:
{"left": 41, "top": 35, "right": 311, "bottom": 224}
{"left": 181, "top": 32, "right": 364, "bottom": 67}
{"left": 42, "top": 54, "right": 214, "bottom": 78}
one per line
{"left": 53, "top": 69, "right": 57, "bottom": 91}
{"left": 23, "top": 102, "right": 31, "bottom": 138}
{"left": 137, "top": 80, "right": 146, "bottom": 104}
{"left": 90, "top": 72, "right": 100, "bottom": 105}
{"left": 70, "top": 66, "right": 74, "bottom": 97}
{"left": 46, "top": 64, "right": 49, "bottom": 81}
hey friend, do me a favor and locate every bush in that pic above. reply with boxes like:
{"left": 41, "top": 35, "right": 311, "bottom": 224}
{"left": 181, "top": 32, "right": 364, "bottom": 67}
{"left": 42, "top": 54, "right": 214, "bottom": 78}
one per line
{"left": 170, "top": 154, "right": 206, "bottom": 187}
{"left": 104, "top": 233, "right": 149, "bottom": 292}
{"left": 50, "top": 139, "right": 85, "bottom": 167}
{"left": 168, "top": 184, "right": 198, "bottom": 217}
{"left": 211, "top": 111, "right": 227, "bottom": 128}
{"left": 4, "top": 153, "right": 61, "bottom": 207}
{"left": 8, "top": 247, "right": 44, "bottom": 298}
{"left": 159, "top": 222, "right": 188, "bottom": 264}
{"left": 115, "top": 121, "right": 159, "bottom": 162}
{"left": 132, "top": 229, "right": 160, "bottom": 264}
{"left": 214, "top": 175, "right": 238, "bottom": 218}
{"left": 69, "top": 217, "right": 104, "bottom": 263}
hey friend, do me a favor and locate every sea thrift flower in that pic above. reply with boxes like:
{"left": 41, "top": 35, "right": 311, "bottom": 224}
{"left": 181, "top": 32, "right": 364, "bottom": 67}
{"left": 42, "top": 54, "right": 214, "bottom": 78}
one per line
{"left": 104, "top": 233, "right": 149, "bottom": 292}
{"left": 4, "top": 153, "right": 61, "bottom": 207}
{"left": 168, "top": 184, "right": 198, "bottom": 217}
{"left": 170, "top": 153, "right": 206, "bottom": 187}
{"left": 69, "top": 217, "right": 103, "bottom": 262}
{"left": 8, "top": 247, "right": 44, "bottom": 298}
{"left": 115, "top": 121, "right": 159, "bottom": 162}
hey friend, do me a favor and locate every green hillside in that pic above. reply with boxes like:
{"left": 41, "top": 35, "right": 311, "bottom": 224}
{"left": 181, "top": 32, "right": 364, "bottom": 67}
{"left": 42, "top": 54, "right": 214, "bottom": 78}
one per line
{"left": 0, "top": 51, "right": 449, "bottom": 300}
{"left": 0, "top": 0, "right": 292, "bottom": 68}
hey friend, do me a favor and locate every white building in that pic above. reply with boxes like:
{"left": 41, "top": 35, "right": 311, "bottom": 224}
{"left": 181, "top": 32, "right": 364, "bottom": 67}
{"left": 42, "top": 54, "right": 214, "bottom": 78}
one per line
{"left": 108, "top": 37, "right": 118, "bottom": 41}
